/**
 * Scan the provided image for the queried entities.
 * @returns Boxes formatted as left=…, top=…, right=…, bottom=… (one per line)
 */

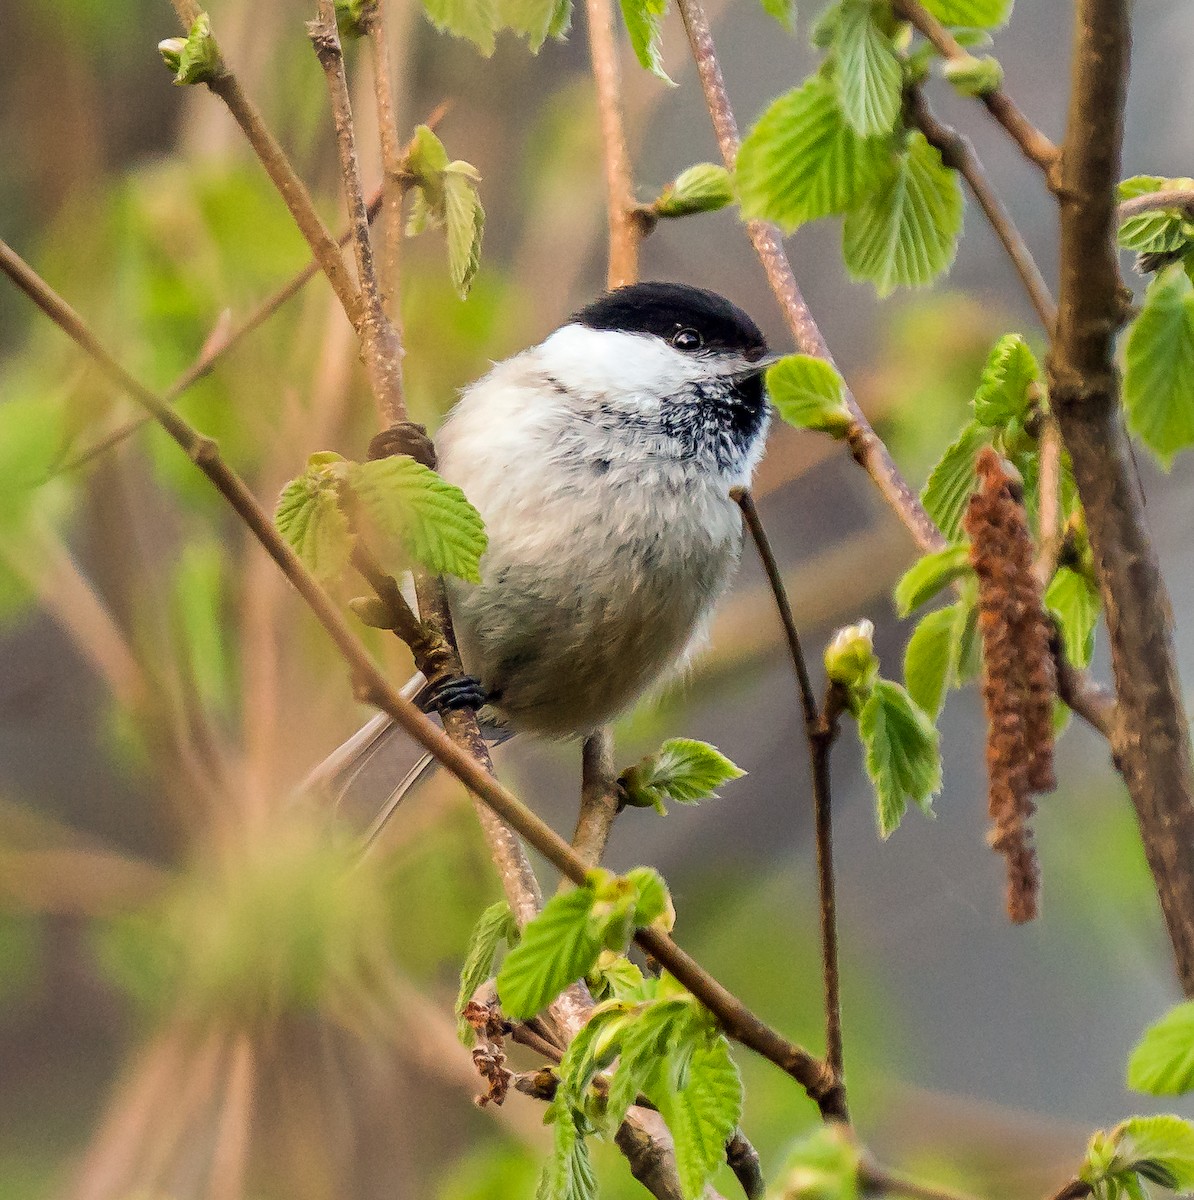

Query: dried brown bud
left=964, top=448, right=1057, bottom=924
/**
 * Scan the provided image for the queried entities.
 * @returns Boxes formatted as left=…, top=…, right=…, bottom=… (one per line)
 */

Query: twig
left=572, top=729, right=622, bottom=868
left=860, top=1162, right=984, bottom=1200
left=60, top=187, right=385, bottom=474
left=726, top=1130, right=767, bottom=1200
left=1043, top=1181, right=1092, bottom=1200
left=1117, top=187, right=1194, bottom=221
left=1046, top=0, right=1194, bottom=995
left=1033, top=418, right=1065, bottom=584
left=735, top=491, right=846, bottom=1086
left=585, top=0, right=644, bottom=287
left=908, top=90, right=1056, bottom=332
left=892, top=0, right=1060, bottom=174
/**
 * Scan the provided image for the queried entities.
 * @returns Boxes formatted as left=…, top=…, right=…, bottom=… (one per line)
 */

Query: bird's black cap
left=569, top=281, right=769, bottom=360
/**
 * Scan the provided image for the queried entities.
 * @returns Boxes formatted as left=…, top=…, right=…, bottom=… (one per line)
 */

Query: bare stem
left=860, top=1162, right=984, bottom=1200
left=573, top=728, right=622, bottom=868
left=892, top=0, right=1060, bottom=174
left=1117, top=187, right=1194, bottom=220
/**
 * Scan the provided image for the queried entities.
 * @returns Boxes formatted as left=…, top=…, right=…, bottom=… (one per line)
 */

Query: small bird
left=311, top=281, right=775, bottom=827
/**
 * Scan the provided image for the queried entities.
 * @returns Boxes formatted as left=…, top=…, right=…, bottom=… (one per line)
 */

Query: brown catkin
left=963, top=448, right=1057, bottom=924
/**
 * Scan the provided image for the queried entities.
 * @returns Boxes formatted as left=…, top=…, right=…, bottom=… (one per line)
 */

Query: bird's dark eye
left=671, top=327, right=703, bottom=351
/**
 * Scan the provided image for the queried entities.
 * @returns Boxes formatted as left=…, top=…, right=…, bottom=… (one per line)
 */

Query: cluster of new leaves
left=824, top=619, right=941, bottom=837
left=618, top=738, right=745, bottom=814
left=543, top=971, right=741, bottom=1200
left=274, top=450, right=487, bottom=584
left=1081, top=1117, right=1194, bottom=1200
left=731, top=0, right=1023, bottom=295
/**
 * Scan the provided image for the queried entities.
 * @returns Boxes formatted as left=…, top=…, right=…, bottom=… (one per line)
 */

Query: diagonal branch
left=1046, top=0, right=1194, bottom=994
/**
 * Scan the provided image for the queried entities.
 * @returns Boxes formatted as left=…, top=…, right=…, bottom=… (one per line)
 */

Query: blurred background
left=2, top=1, right=1194, bottom=1197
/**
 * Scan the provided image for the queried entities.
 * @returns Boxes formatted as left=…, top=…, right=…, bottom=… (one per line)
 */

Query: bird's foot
left=420, top=673, right=488, bottom=715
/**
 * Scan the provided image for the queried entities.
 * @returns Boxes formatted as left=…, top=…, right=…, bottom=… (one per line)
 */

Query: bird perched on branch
left=309, top=281, right=775, bottom=830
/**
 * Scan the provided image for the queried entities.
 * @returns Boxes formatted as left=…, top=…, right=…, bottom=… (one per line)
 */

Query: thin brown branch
left=1033, top=418, right=1065, bottom=584
left=1047, top=0, right=1194, bottom=993
left=1043, top=1181, right=1092, bottom=1200
left=1116, top=187, right=1194, bottom=221
left=892, top=0, right=1060, bottom=174
left=572, top=728, right=622, bottom=868
left=726, top=1130, right=767, bottom=1200
left=61, top=187, right=384, bottom=474
left=909, top=90, right=1056, bottom=332
left=860, top=1161, right=984, bottom=1200
left=585, top=0, right=643, bottom=287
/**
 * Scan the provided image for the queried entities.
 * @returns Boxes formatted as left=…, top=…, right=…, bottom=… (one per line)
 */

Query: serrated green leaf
left=1129, top=1004, right=1194, bottom=1096
left=421, top=0, right=499, bottom=54
left=921, top=421, right=991, bottom=542
left=407, top=124, right=451, bottom=181
left=1124, top=265, right=1194, bottom=467
left=538, top=1104, right=598, bottom=1200
left=498, top=0, right=572, bottom=49
left=651, top=1032, right=743, bottom=1200
left=894, top=543, right=972, bottom=616
left=843, top=131, right=964, bottom=296
left=654, top=164, right=735, bottom=218
left=620, top=739, right=745, bottom=813
left=1118, top=176, right=1194, bottom=255
left=274, top=472, right=354, bottom=581
left=497, top=887, right=602, bottom=1020
left=620, top=0, right=673, bottom=83
left=942, top=52, right=1003, bottom=96
left=736, top=77, right=890, bottom=232
left=919, top=0, right=1012, bottom=27
left=759, top=0, right=797, bottom=28
left=443, top=168, right=485, bottom=297
left=606, top=999, right=690, bottom=1130
left=556, top=1004, right=634, bottom=1110
left=455, top=901, right=517, bottom=1045
left=834, top=0, right=903, bottom=137
left=624, top=866, right=671, bottom=928
left=903, top=603, right=961, bottom=717
left=973, top=333, right=1039, bottom=427
left=347, top=456, right=487, bottom=583
left=1118, top=1115, right=1194, bottom=1190
left=1046, top=566, right=1100, bottom=669
left=858, top=679, right=941, bottom=837
left=587, top=952, right=647, bottom=1002
left=766, top=354, right=854, bottom=435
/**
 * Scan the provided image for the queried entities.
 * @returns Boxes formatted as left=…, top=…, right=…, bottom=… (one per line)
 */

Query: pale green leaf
left=620, top=0, right=673, bottom=83
left=274, top=473, right=353, bottom=581
left=824, top=619, right=879, bottom=692
left=973, top=333, right=1039, bottom=427
left=736, top=77, right=890, bottom=231
left=1046, top=566, right=1100, bottom=668
left=894, top=543, right=972, bottom=616
left=759, top=0, right=797, bottom=28
left=1128, top=1003, right=1194, bottom=1096
left=498, top=0, right=572, bottom=49
left=624, top=866, right=671, bottom=928
left=606, top=999, right=690, bottom=1131
left=347, top=456, right=487, bottom=583
left=919, top=0, right=1012, bottom=27
left=903, top=603, right=961, bottom=717
left=166, top=13, right=219, bottom=86
left=772, top=1125, right=861, bottom=1200
left=921, top=421, right=991, bottom=542
left=942, top=53, right=1003, bottom=97
left=1118, top=1115, right=1194, bottom=1191
left=619, top=738, right=745, bottom=812
left=1118, top=176, right=1194, bottom=256
left=834, top=0, right=903, bottom=137
left=443, top=168, right=485, bottom=297
left=496, top=887, right=602, bottom=1020
left=455, top=901, right=517, bottom=1045
left=538, top=1105, right=598, bottom=1200
left=842, top=130, right=964, bottom=295
left=858, top=679, right=942, bottom=837
left=766, top=354, right=854, bottom=435
left=654, top=163, right=735, bottom=218
left=407, top=124, right=451, bottom=181
left=651, top=1033, right=743, bottom=1200
left=1124, top=265, right=1194, bottom=467
left=421, top=0, right=499, bottom=53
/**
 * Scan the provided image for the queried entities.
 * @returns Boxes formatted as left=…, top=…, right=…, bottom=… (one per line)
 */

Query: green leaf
left=651, top=1030, right=743, bottom=1200
left=833, top=0, right=903, bottom=137
left=498, top=0, right=573, bottom=49
left=443, top=167, right=485, bottom=297
left=1118, top=1115, right=1194, bottom=1191
left=455, top=901, right=518, bottom=1045
left=606, top=999, right=690, bottom=1130
left=1046, top=566, right=1100, bottom=668
left=274, top=471, right=354, bottom=582
left=161, top=13, right=220, bottom=85
left=758, top=0, right=797, bottom=28
left=654, top=164, right=735, bottom=218
left=619, top=739, right=745, bottom=813
left=942, top=52, right=1004, bottom=96
left=824, top=619, right=878, bottom=692
left=858, top=679, right=942, bottom=837
left=624, top=867, right=671, bottom=929
left=1118, top=176, right=1194, bottom=256
left=921, top=421, right=991, bottom=542
left=903, top=603, right=961, bottom=717
left=919, top=0, right=1012, bottom=27
left=736, top=77, right=890, bottom=232
left=1128, top=1003, right=1194, bottom=1096
left=973, top=333, right=1039, bottom=427
left=334, top=0, right=374, bottom=37
left=843, top=131, right=964, bottom=296
left=496, top=887, right=602, bottom=1020
left=772, top=1124, right=861, bottom=1200
left=347, top=456, right=487, bottom=583
left=894, top=543, right=972, bottom=616
left=620, top=0, right=673, bottom=83
left=537, top=1104, right=598, bottom=1200
left=407, top=124, right=451, bottom=181
left=1123, top=265, right=1194, bottom=467
left=421, top=0, right=499, bottom=54
left=766, top=355, right=854, bottom=436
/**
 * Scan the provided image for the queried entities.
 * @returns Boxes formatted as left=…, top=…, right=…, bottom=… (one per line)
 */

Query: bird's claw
left=420, top=674, right=488, bottom=715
